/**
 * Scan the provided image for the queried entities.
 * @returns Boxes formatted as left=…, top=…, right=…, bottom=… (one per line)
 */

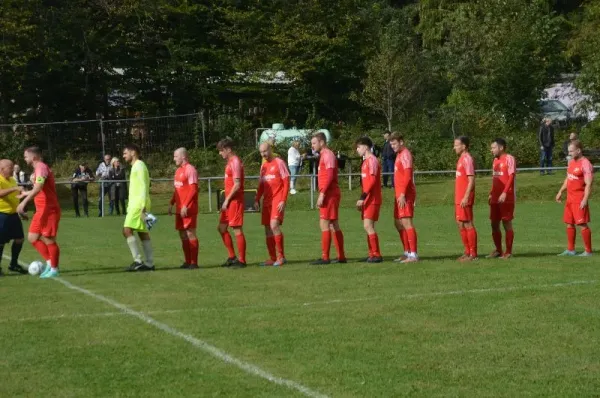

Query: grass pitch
left=1, top=172, right=599, bottom=397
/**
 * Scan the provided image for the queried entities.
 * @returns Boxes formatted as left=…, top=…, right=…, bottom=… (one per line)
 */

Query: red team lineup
left=10, top=134, right=595, bottom=277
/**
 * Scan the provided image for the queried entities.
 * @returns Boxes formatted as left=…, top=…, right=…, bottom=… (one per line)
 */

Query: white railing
left=20, top=165, right=597, bottom=215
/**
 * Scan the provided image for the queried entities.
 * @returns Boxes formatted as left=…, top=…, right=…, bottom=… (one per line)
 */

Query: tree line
left=1, top=0, right=600, bottom=144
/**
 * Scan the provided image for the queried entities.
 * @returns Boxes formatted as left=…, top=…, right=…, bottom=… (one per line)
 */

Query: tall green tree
left=569, top=0, right=600, bottom=106
left=352, top=16, right=427, bottom=131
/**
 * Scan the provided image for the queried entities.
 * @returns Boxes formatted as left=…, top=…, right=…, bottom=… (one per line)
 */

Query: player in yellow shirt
left=0, top=159, right=27, bottom=275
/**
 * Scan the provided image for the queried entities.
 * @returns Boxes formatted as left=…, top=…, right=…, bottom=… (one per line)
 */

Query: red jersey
left=394, top=148, right=416, bottom=201
left=318, top=148, right=340, bottom=197
left=455, top=152, right=475, bottom=205
left=361, top=154, right=382, bottom=205
left=257, top=157, right=290, bottom=203
left=491, top=154, right=516, bottom=203
left=567, top=157, right=593, bottom=202
left=33, top=162, right=59, bottom=209
left=171, top=162, right=199, bottom=213
left=224, top=155, right=245, bottom=201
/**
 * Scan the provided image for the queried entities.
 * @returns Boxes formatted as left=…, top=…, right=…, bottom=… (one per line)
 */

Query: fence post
left=101, top=182, right=105, bottom=217
left=208, top=178, right=212, bottom=212
left=348, top=161, right=352, bottom=191
left=99, top=118, right=105, bottom=159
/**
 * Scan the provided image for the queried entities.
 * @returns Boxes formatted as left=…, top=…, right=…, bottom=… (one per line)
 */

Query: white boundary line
left=2, top=256, right=327, bottom=398
left=3, top=255, right=596, bottom=397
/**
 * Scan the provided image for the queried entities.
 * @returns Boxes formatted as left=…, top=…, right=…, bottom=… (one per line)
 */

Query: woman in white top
left=287, top=141, right=303, bottom=194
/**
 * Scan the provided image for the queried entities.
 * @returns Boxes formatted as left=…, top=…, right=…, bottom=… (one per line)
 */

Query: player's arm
left=17, top=179, right=45, bottom=212
left=182, top=173, right=199, bottom=210
left=278, top=159, right=290, bottom=203
left=225, top=178, right=241, bottom=205
left=255, top=172, right=264, bottom=204
left=498, top=159, right=515, bottom=203
left=316, top=155, right=335, bottom=207
left=555, top=177, right=568, bottom=202
left=131, top=166, right=149, bottom=212
left=0, top=185, right=22, bottom=197
left=461, top=175, right=475, bottom=207
left=281, top=174, right=290, bottom=202
left=581, top=165, right=593, bottom=208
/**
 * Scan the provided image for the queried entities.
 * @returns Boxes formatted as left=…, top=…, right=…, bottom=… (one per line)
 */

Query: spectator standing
left=109, top=157, right=127, bottom=216
left=381, top=131, right=395, bottom=188
left=287, top=140, right=304, bottom=195
left=562, top=132, right=578, bottom=161
left=538, top=118, right=555, bottom=175
left=96, top=154, right=113, bottom=216
left=13, top=164, right=26, bottom=185
left=70, top=162, right=94, bottom=217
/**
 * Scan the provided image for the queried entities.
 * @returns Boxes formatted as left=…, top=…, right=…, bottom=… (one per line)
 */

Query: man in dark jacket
left=538, top=118, right=555, bottom=175
left=381, top=131, right=395, bottom=187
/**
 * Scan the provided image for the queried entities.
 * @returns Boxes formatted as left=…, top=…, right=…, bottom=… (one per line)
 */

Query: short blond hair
left=111, top=157, right=119, bottom=167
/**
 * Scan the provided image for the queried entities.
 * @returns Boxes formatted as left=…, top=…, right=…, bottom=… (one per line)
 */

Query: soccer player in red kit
left=16, top=146, right=61, bottom=278
left=487, top=138, right=516, bottom=259
left=169, top=147, right=199, bottom=269
left=390, top=133, right=419, bottom=263
left=310, top=132, right=346, bottom=265
left=355, top=137, right=383, bottom=262
left=454, top=136, right=478, bottom=261
left=217, top=138, right=247, bottom=268
left=556, top=140, right=593, bottom=256
left=254, top=142, right=290, bottom=266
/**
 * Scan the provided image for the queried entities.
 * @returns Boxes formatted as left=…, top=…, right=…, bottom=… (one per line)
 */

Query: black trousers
left=71, top=185, right=89, bottom=216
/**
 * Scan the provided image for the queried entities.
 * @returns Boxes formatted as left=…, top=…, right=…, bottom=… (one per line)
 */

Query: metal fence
left=0, top=113, right=206, bottom=160
left=23, top=165, right=596, bottom=217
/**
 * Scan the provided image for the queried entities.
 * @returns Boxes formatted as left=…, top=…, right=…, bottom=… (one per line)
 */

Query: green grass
left=1, top=172, right=600, bottom=397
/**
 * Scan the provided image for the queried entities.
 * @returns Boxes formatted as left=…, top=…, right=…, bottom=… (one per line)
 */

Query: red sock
left=366, top=235, right=373, bottom=257
left=333, top=230, right=346, bottom=260
left=406, top=228, right=418, bottom=254
left=32, top=240, right=50, bottom=261
left=266, top=235, right=276, bottom=261
left=274, top=234, right=285, bottom=259
left=581, top=227, right=592, bottom=253
left=567, top=227, right=576, bottom=251
left=467, top=228, right=478, bottom=257
left=46, top=243, right=60, bottom=269
left=181, top=239, right=191, bottom=263
left=505, top=230, right=514, bottom=255
left=492, top=231, right=502, bottom=253
left=188, top=238, right=199, bottom=265
left=235, top=233, right=247, bottom=263
left=321, top=231, right=331, bottom=260
left=368, top=233, right=381, bottom=257
left=459, top=228, right=469, bottom=255
left=220, top=232, right=236, bottom=258
left=399, top=229, right=408, bottom=253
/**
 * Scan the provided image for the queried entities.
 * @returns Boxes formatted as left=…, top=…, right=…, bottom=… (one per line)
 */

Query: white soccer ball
left=28, top=261, right=44, bottom=276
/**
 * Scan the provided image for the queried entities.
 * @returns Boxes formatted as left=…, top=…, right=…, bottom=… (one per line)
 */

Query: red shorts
left=394, top=200, right=415, bottom=219
left=455, top=204, right=473, bottom=222
left=361, top=204, right=380, bottom=221
left=563, top=201, right=590, bottom=225
left=29, top=207, right=61, bottom=237
left=175, top=213, right=197, bottom=230
left=219, top=199, right=244, bottom=227
left=319, top=195, right=340, bottom=221
left=261, top=203, right=285, bottom=226
left=490, top=202, right=515, bottom=222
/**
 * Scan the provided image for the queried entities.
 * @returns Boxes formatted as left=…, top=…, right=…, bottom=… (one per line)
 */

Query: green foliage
left=352, top=10, right=428, bottom=131
left=0, top=0, right=595, bottom=159
left=569, top=0, right=600, bottom=105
